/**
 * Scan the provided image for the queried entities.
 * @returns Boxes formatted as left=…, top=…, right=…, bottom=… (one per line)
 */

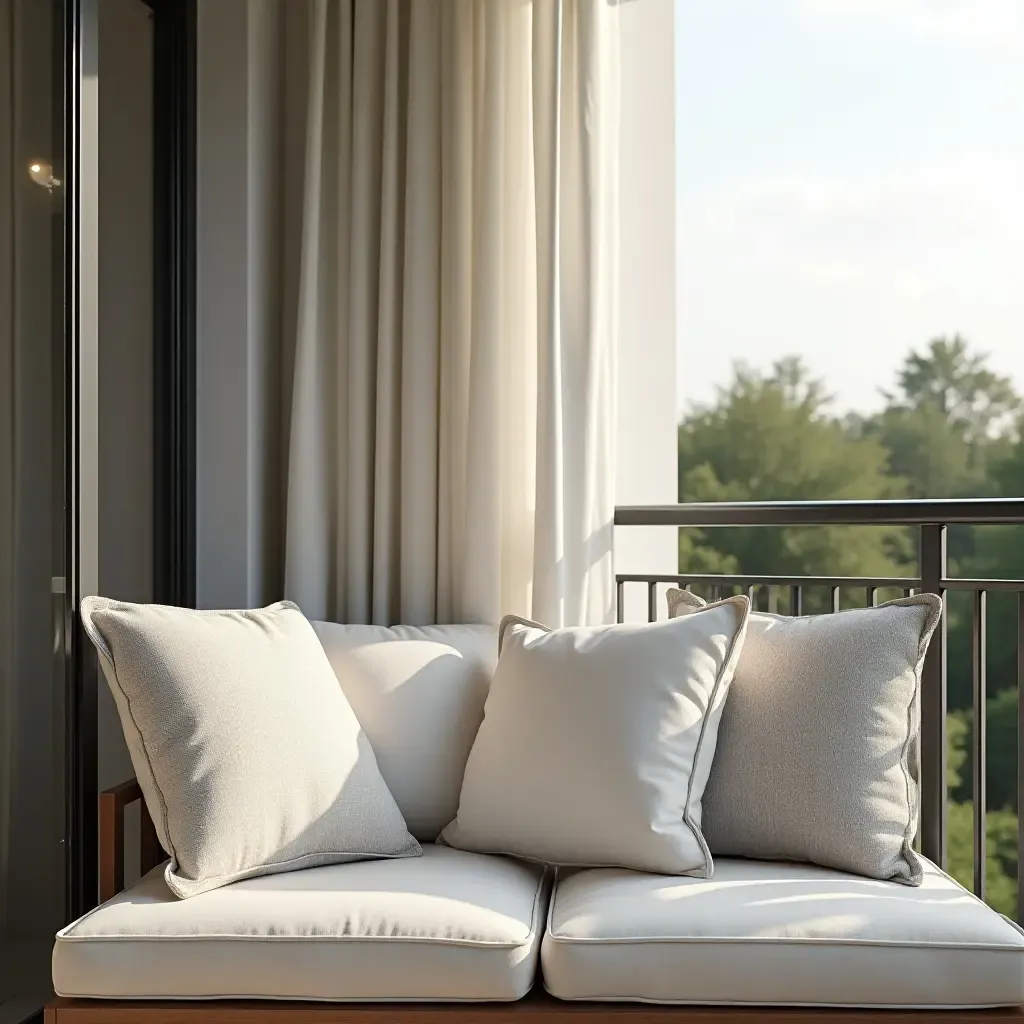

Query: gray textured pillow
left=81, top=597, right=420, bottom=898
left=667, top=590, right=942, bottom=884
left=441, top=598, right=750, bottom=876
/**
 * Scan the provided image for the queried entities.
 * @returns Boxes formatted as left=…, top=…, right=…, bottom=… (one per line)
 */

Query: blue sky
left=675, top=0, right=1024, bottom=414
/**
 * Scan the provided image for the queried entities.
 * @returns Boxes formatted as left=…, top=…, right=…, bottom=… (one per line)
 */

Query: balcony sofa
left=47, top=617, right=1024, bottom=1023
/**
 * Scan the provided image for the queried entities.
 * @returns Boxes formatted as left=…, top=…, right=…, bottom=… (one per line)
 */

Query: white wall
left=615, top=0, right=679, bottom=622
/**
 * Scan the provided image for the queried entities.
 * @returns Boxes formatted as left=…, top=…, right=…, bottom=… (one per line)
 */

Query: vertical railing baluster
left=830, top=586, right=840, bottom=613
left=746, top=584, right=756, bottom=608
left=768, top=587, right=778, bottom=615
left=711, top=584, right=722, bottom=603
left=790, top=585, right=803, bottom=616
left=867, top=586, right=878, bottom=607
left=973, top=590, right=987, bottom=902
left=647, top=582, right=657, bottom=623
left=616, top=580, right=624, bottom=625
left=1018, top=593, right=1024, bottom=924
left=920, top=524, right=948, bottom=868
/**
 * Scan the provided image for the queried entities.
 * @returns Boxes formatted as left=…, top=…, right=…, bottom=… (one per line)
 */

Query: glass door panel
left=0, top=0, right=68, bottom=1020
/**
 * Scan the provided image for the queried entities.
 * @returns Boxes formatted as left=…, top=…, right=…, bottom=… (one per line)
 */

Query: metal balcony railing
left=614, top=498, right=1024, bottom=918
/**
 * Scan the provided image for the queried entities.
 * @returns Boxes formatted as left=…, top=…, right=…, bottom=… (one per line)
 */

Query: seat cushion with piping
left=541, top=856, right=1024, bottom=1008
left=54, top=844, right=547, bottom=1002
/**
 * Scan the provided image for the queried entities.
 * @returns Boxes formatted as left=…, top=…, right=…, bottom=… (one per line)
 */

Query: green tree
left=948, top=710, right=969, bottom=792
left=946, top=802, right=1018, bottom=917
left=947, top=710, right=1018, bottom=916
left=678, top=341, right=1023, bottom=916
left=950, top=689, right=1018, bottom=812
left=859, top=341, right=1022, bottom=709
left=893, top=336, right=1018, bottom=444
left=882, top=338, right=1023, bottom=913
left=958, top=437, right=1024, bottom=708
left=991, top=429, right=1024, bottom=499
left=864, top=337, right=1018, bottom=499
left=861, top=402, right=978, bottom=499
left=678, top=358, right=910, bottom=591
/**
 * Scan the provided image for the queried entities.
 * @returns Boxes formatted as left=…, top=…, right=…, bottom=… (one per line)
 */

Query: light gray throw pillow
left=667, top=589, right=942, bottom=884
left=441, top=598, right=750, bottom=876
left=81, top=597, right=420, bottom=898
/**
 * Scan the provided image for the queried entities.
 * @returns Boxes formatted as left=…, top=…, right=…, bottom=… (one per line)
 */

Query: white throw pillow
left=81, top=597, right=421, bottom=898
left=440, top=598, right=750, bottom=876
left=311, top=622, right=497, bottom=841
left=667, top=589, right=942, bottom=884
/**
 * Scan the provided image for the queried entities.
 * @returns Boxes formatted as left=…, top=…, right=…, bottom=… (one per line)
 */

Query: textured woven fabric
left=311, top=622, right=498, bottom=841
left=53, top=844, right=547, bottom=1001
left=441, top=599, right=749, bottom=875
left=667, top=590, right=942, bottom=883
left=81, top=598, right=420, bottom=898
left=542, top=857, right=1024, bottom=1007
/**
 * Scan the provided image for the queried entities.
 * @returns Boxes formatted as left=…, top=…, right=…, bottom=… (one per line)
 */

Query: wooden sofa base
left=42, top=998, right=1024, bottom=1024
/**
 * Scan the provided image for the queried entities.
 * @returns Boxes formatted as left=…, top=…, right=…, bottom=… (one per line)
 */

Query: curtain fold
left=282, top=0, right=618, bottom=628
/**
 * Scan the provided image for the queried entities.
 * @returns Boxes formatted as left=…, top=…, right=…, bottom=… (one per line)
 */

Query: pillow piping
left=899, top=593, right=943, bottom=885
left=678, top=596, right=750, bottom=878
left=498, top=614, right=549, bottom=653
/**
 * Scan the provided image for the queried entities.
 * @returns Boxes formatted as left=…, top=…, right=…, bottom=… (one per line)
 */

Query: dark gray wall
left=196, top=0, right=288, bottom=610
left=96, top=0, right=155, bottom=883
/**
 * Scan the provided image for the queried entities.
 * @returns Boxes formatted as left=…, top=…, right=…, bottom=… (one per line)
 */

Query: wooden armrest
left=99, top=778, right=164, bottom=903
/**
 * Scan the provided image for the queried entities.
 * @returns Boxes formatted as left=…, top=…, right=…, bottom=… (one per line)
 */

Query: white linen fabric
left=53, top=845, right=548, bottom=1002
left=668, top=589, right=942, bottom=884
left=80, top=597, right=420, bottom=899
left=541, top=857, right=1024, bottom=1007
left=441, top=598, right=750, bottom=875
left=280, top=0, right=619, bottom=628
left=311, top=621, right=498, bottom=840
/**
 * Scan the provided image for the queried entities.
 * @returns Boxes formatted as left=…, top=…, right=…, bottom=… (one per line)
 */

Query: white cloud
left=677, top=157, right=1024, bottom=412
left=694, top=157, right=1024, bottom=265
left=673, top=1, right=1024, bottom=413
left=792, top=0, right=1024, bottom=52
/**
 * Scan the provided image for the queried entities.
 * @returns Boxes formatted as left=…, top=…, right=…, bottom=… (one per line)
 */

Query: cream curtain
left=282, top=0, right=619, bottom=628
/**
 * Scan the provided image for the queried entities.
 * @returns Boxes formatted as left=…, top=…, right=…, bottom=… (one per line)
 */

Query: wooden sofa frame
left=45, top=780, right=1024, bottom=1024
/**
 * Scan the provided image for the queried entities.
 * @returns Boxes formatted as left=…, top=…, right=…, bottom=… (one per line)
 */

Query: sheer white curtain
left=282, top=0, right=619, bottom=628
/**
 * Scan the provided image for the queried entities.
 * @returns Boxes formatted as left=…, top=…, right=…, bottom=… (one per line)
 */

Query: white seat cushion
left=312, top=622, right=497, bottom=841
left=54, top=845, right=547, bottom=1002
left=542, top=857, right=1024, bottom=1008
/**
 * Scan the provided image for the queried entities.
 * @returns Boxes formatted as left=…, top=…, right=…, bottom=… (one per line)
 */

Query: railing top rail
left=615, top=498, right=1024, bottom=528
left=615, top=572, right=1024, bottom=591
left=616, top=572, right=920, bottom=588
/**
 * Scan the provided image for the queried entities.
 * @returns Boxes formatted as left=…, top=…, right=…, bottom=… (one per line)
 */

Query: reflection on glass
left=0, top=0, right=67, bottom=1020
